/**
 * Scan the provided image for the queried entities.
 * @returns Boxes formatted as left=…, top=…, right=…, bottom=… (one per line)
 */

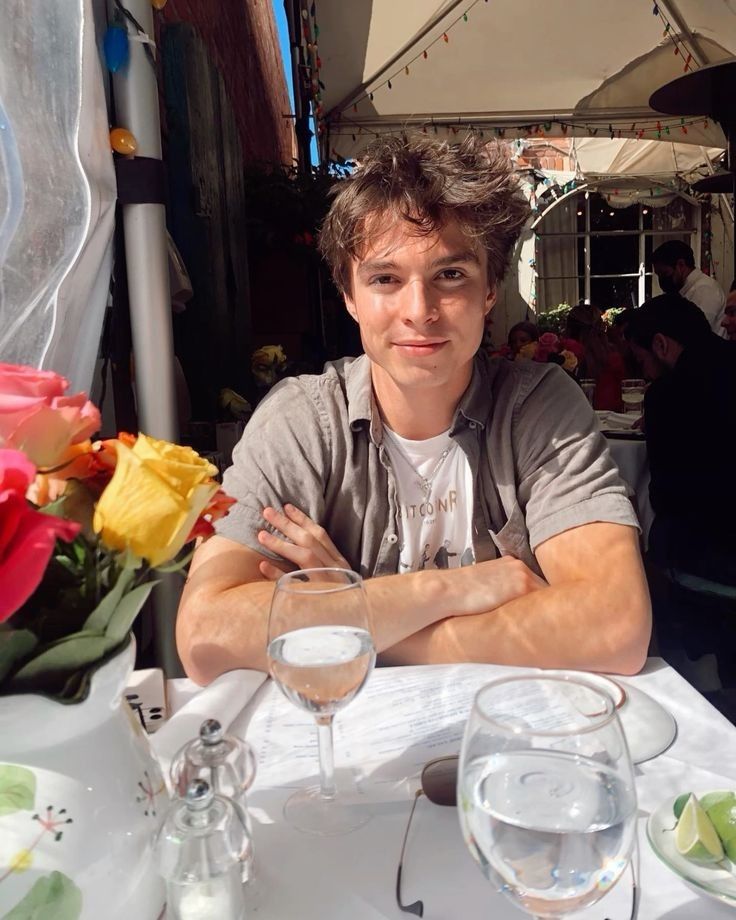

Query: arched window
left=534, top=189, right=700, bottom=311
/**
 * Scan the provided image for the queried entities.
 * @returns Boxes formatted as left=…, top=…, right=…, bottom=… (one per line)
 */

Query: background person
left=177, top=135, right=650, bottom=684
left=507, top=321, right=539, bottom=356
left=721, top=281, right=736, bottom=341
left=651, top=240, right=726, bottom=334
left=625, top=294, right=736, bottom=711
left=565, top=302, right=625, bottom=410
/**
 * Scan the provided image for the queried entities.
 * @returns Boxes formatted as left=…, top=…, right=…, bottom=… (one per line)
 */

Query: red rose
left=0, top=449, right=80, bottom=623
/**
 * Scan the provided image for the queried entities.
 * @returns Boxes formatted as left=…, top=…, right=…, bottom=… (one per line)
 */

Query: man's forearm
left=177, top=552, right=542, bottom=684
left=379, top=570, right=651, bottom=675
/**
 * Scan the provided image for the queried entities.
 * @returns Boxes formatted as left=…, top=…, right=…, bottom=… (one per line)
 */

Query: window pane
left=591, top=277, right=639, bottom=309
left=590, top=195, right=639, bottom=232
left=590, top=233, right=639, bottom=276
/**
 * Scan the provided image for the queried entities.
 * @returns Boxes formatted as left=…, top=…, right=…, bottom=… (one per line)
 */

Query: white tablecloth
left=606, top=436, right=654, bottom=544
left=156, top=660, right=736, bottom=919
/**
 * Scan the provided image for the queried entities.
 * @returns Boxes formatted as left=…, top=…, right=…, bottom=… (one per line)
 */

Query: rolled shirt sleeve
left=512, top=366, right=640, bottom=551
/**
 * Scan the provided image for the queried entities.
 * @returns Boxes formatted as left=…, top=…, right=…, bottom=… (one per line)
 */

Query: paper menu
left=245, top=662, right=521, bottom=790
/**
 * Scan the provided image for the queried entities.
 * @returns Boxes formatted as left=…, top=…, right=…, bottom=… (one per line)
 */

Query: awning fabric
left=307, top=0, right=736, bottom=163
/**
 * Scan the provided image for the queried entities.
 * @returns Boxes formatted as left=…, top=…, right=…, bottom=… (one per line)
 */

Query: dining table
left=151, top=658, right=736, bottom=920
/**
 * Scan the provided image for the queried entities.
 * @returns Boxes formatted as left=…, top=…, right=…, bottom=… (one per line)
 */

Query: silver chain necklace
left=383, top=430, right=457, bottom=502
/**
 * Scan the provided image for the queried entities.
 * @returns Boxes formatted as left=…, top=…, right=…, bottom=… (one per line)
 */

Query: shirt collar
left=345, top=352, right=491, bottom=439
left=680, top=268, right=702, bottom=295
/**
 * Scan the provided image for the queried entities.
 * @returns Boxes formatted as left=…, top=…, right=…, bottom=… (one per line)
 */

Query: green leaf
left=0, top=630, right=38, bottom=683
left=37, top=496, right=68, bottom=517
left=104, top=581, right=157, bottom=647
left=9, top=632, right=115, bottom=684
left=3, top=871, right=82, bottom=920
left=82, top=567, right=135, bottom=633
left=0, top=765, right=36, bottom=816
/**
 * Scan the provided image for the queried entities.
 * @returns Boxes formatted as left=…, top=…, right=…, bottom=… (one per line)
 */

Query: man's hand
left=257, top=504, right=350, bottom=579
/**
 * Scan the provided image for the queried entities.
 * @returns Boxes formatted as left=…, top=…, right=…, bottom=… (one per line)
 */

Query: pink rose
left=0, top=363, right=100, bottom=468
left=0, top=449, right=81, bottom=622
left=538, top=332, right=559, bottom=348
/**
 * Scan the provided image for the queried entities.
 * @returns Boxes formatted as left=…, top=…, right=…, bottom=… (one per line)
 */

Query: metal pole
left=108, top=0, right=183, bottom=676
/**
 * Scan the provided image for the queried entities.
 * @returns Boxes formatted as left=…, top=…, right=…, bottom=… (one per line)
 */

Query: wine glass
left=267, top=567, right=375, bottom=835
left=457, top=674, right=637, bottom=919
left=621, top=378, right=646, bottom=415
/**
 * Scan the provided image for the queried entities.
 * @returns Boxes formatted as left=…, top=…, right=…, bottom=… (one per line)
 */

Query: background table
left=156, top=659, right=736, bottom=919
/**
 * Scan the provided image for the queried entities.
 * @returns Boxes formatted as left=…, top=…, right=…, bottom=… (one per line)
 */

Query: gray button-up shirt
left=216, top=353, right=638, bottom=578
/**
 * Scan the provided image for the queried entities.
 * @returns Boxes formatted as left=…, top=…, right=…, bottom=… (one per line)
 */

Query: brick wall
left=157, top=0, right=295, bottom=167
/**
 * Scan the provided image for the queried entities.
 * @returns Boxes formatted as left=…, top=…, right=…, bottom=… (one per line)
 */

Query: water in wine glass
left=268, top=625, right=374, bottom=716
left=460, top=750, right=636, bottom=918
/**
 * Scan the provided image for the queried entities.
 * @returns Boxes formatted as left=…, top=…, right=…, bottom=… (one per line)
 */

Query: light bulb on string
left=103, top=24, right=129, bottom=72
left=110, top=127, right=138, bottom=155
left=151, top=0, right=168, bottom=9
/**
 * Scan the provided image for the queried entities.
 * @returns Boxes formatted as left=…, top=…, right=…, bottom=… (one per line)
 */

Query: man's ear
left=484, top=285, right=497, bottom=316
left=344, top=294, right=359, bottom=323
left=651, top=332, right=668, bottom=360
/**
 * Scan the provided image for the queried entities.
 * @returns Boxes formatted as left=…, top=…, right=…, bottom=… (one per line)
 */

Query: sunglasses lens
left=420, top=756, right=458, bottom=806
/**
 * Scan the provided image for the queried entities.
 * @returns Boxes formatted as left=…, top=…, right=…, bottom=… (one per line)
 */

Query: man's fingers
left=258, top=527, right=334, bottom=568
left=259, top=558, right=291, bottom=581
left=282, top=504, right=350, bottom=566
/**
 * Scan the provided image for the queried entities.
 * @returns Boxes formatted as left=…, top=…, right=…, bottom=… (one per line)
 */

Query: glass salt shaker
left=156, top=778, right=248, bottom=920
left=170, top=719, right=257, bottom=881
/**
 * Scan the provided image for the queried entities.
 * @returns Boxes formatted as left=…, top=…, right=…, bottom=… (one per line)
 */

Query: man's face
left=653, top=259, right=688, bottom=294
left=630, top=342, right=665, bottom=381
left=722, top=291, right=736, bottom=341
left=344, top=217, right=495, bottom=408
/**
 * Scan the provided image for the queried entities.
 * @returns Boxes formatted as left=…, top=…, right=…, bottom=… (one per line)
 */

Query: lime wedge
left=673, top=792, right=692, bottom=820
left=675, top=794, right=724, bottom=863
left=706, top=793, right=736, bottom=861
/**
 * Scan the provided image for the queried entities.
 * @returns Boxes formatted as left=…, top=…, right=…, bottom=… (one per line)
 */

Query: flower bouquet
left=0, top=363, right=233, bottom=702
left=516, top=332, right=583, bottom=373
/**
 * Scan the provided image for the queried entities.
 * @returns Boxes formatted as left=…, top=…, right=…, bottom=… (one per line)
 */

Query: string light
left=110, top=127, right=137, bottom=155
left=103, top=23, right=129, bottom=72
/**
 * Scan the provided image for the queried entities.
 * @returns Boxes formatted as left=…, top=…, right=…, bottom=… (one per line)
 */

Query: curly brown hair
left=318, top=134, right=530, bottom=296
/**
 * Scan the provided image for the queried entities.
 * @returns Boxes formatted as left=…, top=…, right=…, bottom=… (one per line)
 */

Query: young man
left=651, top=240, right=725, bottom=334
left=177, top=135, right=650, bottom=683
left=625, top=293, right=736, bottom=580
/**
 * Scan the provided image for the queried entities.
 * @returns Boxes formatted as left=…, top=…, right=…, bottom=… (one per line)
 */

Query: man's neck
left=371, top=367, right=470, bottom=439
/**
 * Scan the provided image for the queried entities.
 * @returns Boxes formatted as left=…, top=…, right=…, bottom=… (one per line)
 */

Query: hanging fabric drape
left=0, top=0, right=116, bottom=392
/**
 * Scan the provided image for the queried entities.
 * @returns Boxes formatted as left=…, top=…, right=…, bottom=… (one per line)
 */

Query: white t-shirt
left=382, top=426, right=475, bottom=573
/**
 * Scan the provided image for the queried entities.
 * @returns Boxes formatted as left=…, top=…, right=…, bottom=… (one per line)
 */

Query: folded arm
left=176, top=526, right=544, bottom=684
left=380, top=521, right=651, bottom=675
left=177, top=505, right=649, bottom=683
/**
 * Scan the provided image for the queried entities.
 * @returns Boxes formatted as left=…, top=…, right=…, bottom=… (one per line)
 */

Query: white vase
left=0, top=640, right=168, bottom=919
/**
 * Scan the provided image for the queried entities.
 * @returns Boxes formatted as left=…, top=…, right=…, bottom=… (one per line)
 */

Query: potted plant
left=0, top=363, right=233, bottom=920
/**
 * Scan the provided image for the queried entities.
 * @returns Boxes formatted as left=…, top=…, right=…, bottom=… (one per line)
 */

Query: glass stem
left=316, top=715, right=336, bottom=800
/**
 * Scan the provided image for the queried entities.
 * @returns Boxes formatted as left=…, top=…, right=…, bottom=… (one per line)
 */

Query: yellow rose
left=93, top=434, right=219, bottom=566
left=561, top=349, right=578, bottom=372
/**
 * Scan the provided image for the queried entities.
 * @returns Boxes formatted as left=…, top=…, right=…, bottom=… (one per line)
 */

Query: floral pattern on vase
left=0, top=641, right=168, bottom=919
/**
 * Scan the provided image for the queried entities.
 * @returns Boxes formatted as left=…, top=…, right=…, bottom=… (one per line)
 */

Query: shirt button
left=469, top=421, right=477, bottom=429
left=387, top=534, right=398, bottom=545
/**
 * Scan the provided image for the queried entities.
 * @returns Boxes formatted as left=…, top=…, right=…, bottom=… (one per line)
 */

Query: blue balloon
left=103, top=25, right=129, bottom=73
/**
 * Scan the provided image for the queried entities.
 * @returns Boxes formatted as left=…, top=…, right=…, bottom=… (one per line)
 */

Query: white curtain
left=0, top=0, right=116, bottom=392
left=536, top=199, right=579, bottom=312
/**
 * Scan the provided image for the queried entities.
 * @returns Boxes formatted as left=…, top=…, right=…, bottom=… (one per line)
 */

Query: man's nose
left=401, top=279, right=438, bottom=323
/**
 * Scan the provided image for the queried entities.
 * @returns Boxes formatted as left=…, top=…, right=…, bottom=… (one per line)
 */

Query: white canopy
left=310, top=0, right=736, bottom=162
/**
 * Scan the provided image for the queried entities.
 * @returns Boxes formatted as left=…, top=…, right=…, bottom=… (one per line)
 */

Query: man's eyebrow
left=357, top=259, right=398, bottom=276
left=356, top=250, right=480, bottom=276
left=430, top=250, right=480, bottom=268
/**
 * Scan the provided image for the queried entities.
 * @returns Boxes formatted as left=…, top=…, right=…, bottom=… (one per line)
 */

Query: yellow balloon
left=151, top=0, right=168, bottom=9
left=110, top=127, right=138, bottom=155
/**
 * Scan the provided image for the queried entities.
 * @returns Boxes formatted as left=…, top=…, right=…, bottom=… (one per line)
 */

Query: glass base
left=283, top=786, right=371, bottom=835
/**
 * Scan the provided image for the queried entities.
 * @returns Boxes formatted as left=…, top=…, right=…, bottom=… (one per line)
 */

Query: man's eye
left=370, top=275, right=396, bottom=285
left=438, top=269, right=465, bottom=281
